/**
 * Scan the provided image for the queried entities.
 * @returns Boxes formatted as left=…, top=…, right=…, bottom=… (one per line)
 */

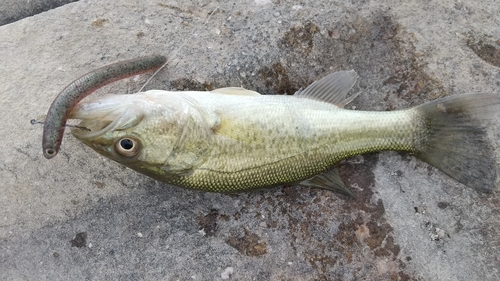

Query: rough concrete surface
left=1, top=0, right=500, bottom=280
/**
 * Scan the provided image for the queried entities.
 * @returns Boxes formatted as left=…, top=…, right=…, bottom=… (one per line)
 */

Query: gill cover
left=70, top=91, right=218, bottom=176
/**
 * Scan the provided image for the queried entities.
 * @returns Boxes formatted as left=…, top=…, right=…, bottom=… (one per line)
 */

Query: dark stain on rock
left=226, top=229, right=267, bottom=257
left=281, top=21, right=321, bottom=55
left=247, top=14, right=444, bottom=113
left=454, top=220, right=464, bottom=233
left=258, top=62, right=296, bottom=95
left=382, top=57, right=445, bottom=107
left=364, top=220, right=391, bottom=249
left=399, top=271, right=414, bottom=281
left=91, top=18, right=108, bottom=28
left=437, top=202, right=450, bottom=209
left=372, top=15, right=445, bottom=105
left=219, top=213, right=231, bottom=221
left=172, top=12, right=447, bottom=118
left=170, top=78, right=213, bottom=91
left=274, top=153, right=415, bottom=279
left=198, top=209, right=219, bottom=237
left=372, top=19, right=446, bottom=107
left=156, top=3, right=219, bottom=20
left=306, top=253, right=338, bottom=274
left=156, top=3, right=185, bottom=13
left=385, top=235, right=401, bottom=256
left=467, top=33, right=500, bottom=67
left=70, top=232, right=87, bottom=248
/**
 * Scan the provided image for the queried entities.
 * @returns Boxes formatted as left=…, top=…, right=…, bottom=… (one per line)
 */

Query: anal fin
left=300, top=168, right=355, bottom=197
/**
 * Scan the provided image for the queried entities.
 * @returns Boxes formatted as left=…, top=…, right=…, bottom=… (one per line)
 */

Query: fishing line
left=139, top=2, right=222, bottom=92
left=31, top=119, right=91, bottom=131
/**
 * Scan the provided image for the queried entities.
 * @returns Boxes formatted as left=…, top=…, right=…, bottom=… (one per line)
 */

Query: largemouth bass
left=67, top=70, right=499, bottom=194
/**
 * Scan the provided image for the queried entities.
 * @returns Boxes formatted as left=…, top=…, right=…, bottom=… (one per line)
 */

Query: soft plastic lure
left=42, top=55, right=166, bottom=159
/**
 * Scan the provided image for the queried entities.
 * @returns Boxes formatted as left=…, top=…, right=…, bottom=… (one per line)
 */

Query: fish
left=65, top=68, right=500, bottom=195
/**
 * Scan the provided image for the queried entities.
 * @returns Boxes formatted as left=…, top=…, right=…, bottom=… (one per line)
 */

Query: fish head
left=69, top=91, right=213, bottom=180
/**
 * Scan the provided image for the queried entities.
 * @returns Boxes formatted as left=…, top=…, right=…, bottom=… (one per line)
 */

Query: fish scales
left=167, top=94, right=421, bottom=192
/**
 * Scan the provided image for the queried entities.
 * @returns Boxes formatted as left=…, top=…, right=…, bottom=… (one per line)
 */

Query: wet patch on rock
left=218, top=12, right=446, bottom=112
left=171, top=12, right=444, bottom=111
left=170, top=78, right=213, bottom=91
left=70, top=232, right=87, bottom=248
left=258, top=62, right=296, bottom=95
left=466, top=33, right=500, bottom=67
left=320, top=14, right=446, bottom=108
left=91, top=18, right=108, bottom=28
left=226, top=229, right=268, bottom=257
left=281, top=21, right=321, bottom=55
left=381, top=48, right=446, bottom=108
left=199, top=209, right=219, bottom=237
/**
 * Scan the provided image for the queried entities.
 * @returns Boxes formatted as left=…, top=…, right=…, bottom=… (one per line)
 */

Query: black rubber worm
left=42, top=55, right=167, bottom=159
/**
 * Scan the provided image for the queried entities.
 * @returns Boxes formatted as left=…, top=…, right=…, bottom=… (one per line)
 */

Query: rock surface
left=1, top=0, right=499, bottom=280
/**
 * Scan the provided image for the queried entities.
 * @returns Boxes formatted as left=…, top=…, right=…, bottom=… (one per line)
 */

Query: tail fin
left=414, top=93, right=500, bottom=192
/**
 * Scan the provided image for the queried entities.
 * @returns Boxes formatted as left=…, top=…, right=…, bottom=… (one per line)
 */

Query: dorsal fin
left=294, top=70, right=360, bottom=107
left=211, top=87, right=261, bottom=96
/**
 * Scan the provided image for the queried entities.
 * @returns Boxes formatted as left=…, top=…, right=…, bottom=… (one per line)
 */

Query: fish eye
left=115, top=137, right=140, bottom=157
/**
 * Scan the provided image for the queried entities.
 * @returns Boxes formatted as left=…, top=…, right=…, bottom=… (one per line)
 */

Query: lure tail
left=414, top=93, right=500, bottom=192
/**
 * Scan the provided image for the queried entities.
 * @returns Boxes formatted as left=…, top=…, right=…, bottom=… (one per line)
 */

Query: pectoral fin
left=300, top=168, right=355, bottom=197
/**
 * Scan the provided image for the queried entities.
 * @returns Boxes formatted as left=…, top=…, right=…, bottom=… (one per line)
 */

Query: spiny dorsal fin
left=211, top=87, right=261, bottom=96
left=300, top=168, right=355, bottom=197
left=294, top=70, right=360, bottom=107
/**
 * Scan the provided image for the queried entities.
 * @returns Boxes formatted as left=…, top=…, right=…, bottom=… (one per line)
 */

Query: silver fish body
left=70, top=71, right=499, bottom=194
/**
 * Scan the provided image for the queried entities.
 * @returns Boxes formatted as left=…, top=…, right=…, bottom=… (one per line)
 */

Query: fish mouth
left=69, top=95, right=142, bottom=140
left=71, top=119, right=115, bottom=139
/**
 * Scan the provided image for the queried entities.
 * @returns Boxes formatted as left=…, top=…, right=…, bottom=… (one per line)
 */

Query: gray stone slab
left=1, top=0, right=499, bottom=280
